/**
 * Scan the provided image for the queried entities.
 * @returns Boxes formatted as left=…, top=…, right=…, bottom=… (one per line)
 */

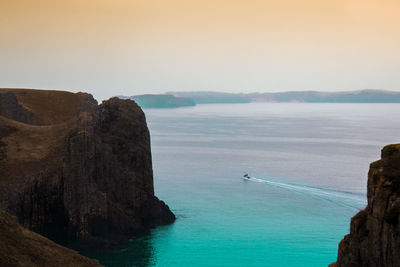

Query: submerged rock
left=333, top=143, right=400, bottom=266
left=0, top=89, right=175, bottom=251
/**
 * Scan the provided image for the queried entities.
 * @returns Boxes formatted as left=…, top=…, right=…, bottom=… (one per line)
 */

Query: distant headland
left=118, top=94, right=196, bottom=108
left=171, top=89, right=400, bottom=104
left=119, top=90, right=400, bottom=108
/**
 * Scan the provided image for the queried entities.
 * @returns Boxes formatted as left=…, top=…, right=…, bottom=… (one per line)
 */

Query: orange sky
left=1, top=0, right=399, bottom=100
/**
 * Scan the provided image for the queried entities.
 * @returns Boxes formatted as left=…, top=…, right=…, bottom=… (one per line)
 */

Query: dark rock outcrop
left=333, top=144, right=400, bottom=266
left=0, top=209, right=103, bottom=267
left=0, top=89, right=175, bottom=251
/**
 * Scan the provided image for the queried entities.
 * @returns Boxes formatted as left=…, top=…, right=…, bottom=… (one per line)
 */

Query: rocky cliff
left=0, top=89, right=175, bottom=250
left=0, top=209, right=103, bottom=267
left=333, top=144, right=400, bottom=266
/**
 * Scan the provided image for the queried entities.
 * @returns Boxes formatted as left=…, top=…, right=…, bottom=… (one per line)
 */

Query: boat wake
left=243, top=176, right=366, bottom=210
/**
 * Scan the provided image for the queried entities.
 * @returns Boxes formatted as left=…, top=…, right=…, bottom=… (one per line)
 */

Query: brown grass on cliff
left=0, top=88, right=96, bottom=125
left=0, top=89, right=97, bottom=203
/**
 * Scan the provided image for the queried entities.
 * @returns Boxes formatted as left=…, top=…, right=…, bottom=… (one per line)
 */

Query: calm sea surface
left=92, top=103, right=400, bottom=266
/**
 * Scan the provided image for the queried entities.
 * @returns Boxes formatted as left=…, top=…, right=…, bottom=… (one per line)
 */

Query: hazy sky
left=1, top=0, right=400, bottom=100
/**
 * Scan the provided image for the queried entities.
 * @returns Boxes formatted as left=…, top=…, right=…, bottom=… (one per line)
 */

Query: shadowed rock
left=0, top=209, right=103, bottom=267
left=0, top=89, right=175, bottom=251
left=332, top=143, right=400, bottom=266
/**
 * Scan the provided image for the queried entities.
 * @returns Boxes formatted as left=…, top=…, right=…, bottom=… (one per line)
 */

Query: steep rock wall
left=0, top=89, right=175, bottom=250
left=333, top=144, right=400, bottom=266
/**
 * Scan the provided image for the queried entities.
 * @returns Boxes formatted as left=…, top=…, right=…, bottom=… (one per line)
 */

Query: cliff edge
left=0, top=89, right=175, bottom=250
left=333, top=144, right=400, bottom=266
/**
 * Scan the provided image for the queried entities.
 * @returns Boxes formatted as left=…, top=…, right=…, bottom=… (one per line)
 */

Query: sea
left=91, top=103, right=400, bottom=266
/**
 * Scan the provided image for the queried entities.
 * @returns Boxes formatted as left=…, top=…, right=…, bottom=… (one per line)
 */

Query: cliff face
left=0, top=89, right=175, bottom=250
left=334, top=144, right=400, bottom=266
left=0, top=209, right=103, bottom=267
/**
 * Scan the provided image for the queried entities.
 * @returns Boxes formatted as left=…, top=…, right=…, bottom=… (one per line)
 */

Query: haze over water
left=91, top=103, right=400, bottom=266
left=2, top=0, right=400, bottom=100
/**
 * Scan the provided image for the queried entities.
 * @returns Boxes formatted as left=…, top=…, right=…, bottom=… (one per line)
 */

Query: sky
left=1, top=0, right=400, bottom=100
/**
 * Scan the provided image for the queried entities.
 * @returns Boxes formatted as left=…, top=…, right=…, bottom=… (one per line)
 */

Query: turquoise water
left=93, top=103, right=400, bottom=266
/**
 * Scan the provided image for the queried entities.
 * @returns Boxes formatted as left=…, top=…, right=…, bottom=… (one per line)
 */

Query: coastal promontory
left=0, top=89, right=175, bottom=251
left=332, top=144, right=400, bottom=266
